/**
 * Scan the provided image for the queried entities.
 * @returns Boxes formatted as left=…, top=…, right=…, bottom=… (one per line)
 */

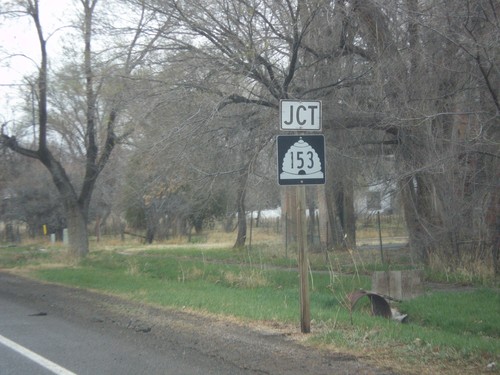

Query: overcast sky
left=0, top=0, right=73, bottom=123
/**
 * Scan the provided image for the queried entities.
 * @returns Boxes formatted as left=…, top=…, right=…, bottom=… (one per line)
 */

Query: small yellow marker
left=43, top=224, right=47, bottom=236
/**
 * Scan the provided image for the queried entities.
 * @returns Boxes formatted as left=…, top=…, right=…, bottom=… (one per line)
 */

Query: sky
left=0, top=0, right=73, bottom=124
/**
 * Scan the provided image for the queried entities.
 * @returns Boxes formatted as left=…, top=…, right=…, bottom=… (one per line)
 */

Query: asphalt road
left=0, top=271, right=396, bottom=375
left=0, top=284, right=251, bottom=374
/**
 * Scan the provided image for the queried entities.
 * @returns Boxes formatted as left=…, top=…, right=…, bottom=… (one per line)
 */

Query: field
left=0, top=225, right=498, bottom=375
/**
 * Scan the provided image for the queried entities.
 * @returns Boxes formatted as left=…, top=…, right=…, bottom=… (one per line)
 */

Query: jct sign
left=280, top=100, right=321, bottom=131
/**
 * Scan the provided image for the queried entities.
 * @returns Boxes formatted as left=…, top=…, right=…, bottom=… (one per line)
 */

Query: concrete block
left=372, top=270, right=423, bottom=300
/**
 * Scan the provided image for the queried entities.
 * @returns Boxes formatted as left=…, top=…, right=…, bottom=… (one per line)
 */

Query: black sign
left=277, top=135, right=325, bottom=185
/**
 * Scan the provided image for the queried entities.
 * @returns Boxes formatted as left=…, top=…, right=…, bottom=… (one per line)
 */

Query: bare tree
left=342, top=0, right=499, bottom=270
left=1, top=0, right=164, bottom=257
left=130, top=0, right=386, bottom=248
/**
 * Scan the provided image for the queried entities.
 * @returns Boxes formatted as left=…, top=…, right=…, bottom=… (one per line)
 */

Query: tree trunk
left=145, top=227, right=155, bottom=244
left=234, top=200, right=247, bottom=249
left=317, top=185, right=342, bottom=249
left=342, top=179, right=356, bottom=248
left=400, top=177, right=421, bottom=263
left=66, top=203, right=89, bottom=258
left=233, top=170, right=248, bottom=249
left=333, top=180, right=356, bottom=249
left=145, top=207, right=157, bottom=244
left=399, top=172, right=439, bottom=264
left=486, top=168, right=500, bottom=275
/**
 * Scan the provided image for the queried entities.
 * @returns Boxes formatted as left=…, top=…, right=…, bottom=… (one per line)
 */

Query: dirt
left=0, top=270, right=397, bottom=375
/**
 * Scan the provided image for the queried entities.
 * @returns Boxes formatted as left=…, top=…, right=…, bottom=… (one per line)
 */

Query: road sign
left=278, top=101, right=323, bottom=333
left=280, top=100, right=321, bottom=131
left=277, top=135, right=325, bottom=185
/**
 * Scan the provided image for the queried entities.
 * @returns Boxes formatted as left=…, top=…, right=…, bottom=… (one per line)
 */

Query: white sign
left=280, top=100, right=321, bottom=131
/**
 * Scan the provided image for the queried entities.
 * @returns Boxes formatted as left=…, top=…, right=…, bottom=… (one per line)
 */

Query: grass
left=0, top=240, right=498, bottom=375
left=0, top=245, right=53, bottom=267
left=401, top=290, right=500, bottom=338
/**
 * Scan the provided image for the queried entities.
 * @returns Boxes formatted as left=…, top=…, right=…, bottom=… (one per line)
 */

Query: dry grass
left=178, top=265, right=205, bottom=282
left=428, top=250, right=497, bottom=285
left=222, top=269, right=269, bottom=288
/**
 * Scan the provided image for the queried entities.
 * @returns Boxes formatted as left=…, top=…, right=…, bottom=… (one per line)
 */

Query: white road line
left=0, top=333, right=77, bottom=375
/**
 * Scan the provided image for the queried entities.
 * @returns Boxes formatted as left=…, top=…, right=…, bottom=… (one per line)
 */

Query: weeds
left=221, top=269, right=268, bottom=288
left=427, top=250, right=498, bottom=287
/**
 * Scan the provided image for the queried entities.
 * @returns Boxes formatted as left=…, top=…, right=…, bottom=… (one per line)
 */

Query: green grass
left=0, top=245, right=52, bottom=267
left=0, top=243, right=498, bottom=374
left=401, top=289, right=500, bottom=338
left=32, top=249, right=368, bottom=323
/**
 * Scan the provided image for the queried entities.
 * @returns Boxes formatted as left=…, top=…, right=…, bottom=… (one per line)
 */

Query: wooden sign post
left=296, top=185, right=310, bottom=333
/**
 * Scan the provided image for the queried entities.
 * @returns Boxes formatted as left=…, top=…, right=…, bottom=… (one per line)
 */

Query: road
left=0, top=277, right=251, bottom=374
left=0, top=271, right=396, bottom=375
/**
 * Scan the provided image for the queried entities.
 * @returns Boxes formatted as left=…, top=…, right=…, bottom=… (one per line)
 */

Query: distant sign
left=277, top=135, right=325, bottom=185
left=280, top=100, right=321, bottom=131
